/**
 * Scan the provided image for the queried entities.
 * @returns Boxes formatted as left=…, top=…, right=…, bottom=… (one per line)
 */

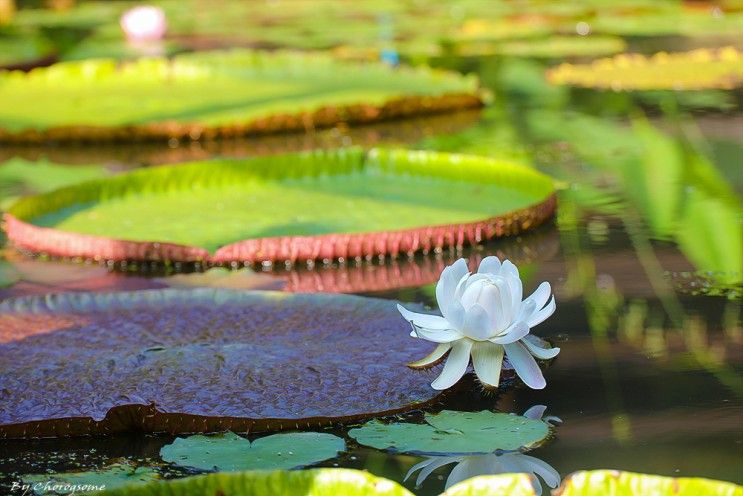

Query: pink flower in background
left=120, top=6, right=167, bottom=42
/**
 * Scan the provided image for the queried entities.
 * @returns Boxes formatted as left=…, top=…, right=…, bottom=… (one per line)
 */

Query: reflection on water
left=1, top=22, right=742, bottom=496
left=406, top=451, right=559, bottom=494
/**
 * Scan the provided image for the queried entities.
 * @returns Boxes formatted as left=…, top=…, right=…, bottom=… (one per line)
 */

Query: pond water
left=1, top=33, right=741, bottom=496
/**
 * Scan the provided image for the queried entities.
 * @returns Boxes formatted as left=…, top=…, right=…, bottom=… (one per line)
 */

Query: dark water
left=1, top=40, right=742, bottom=495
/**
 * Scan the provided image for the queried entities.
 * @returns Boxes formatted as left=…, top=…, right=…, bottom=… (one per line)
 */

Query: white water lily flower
left=397, top=257, right=559, bottom=390
left=120, top=6, right=167, bottom=42
left=405, top=451, right=560, bottom=494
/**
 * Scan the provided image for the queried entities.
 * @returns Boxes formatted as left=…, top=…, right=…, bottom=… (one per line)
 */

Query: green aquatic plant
left=4, top=148, right=556, bottom=264
left=397, top=257, right=559, bottom=390
left=160, top=432, right=345, bottom=472
left=94, top=468, right=743, bottom=495
left=348, top=409, right=552, bottom=454
left=0, top=49, right=481, bottom=143
left=547, top=47, right=743, bottom=90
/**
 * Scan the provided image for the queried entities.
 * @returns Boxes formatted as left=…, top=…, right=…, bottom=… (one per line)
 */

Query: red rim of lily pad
left=3, top=149, right=557, bottom=265
left=0, top=289, right=445, bottom=439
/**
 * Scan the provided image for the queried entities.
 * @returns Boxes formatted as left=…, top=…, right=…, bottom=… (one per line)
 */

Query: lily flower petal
left=471, top=341, right=505, bottom=388
left=408, top=343, right=451, bottom=369
left=462, top=304, right=493, bottom=340
left=431, top=339, right=473, bottom=390
left=523, top=281, right=551, bottom=314
left=499, top=260, right=523, bottom=312
left=522, top=334, right=560, bottom=359
left=504, top=341, right=546, bottom=389
left=489, top=321, right=529, bottom=344
left=436, top=259, right=468, bottom=320
left=527, top=296, right=556, bottom=328
left=397, top=304, right=451, bottom=330
left=477, top=256, right=502, bottom=276
left=522, top=405, right=547, bottom=420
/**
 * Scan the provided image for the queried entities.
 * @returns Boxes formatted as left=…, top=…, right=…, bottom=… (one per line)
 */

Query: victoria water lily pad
left=0, top=49, right=481, bottom=143
left=0, top=289, right=441, bottom=438
left=99, top=468, right=414, bottom=496
left=4, top=148, right=556, bottom=264
left=160, top=432, right=344, bottom=472
left=557, top=470, right=743, bottom=496
left=547, top=47, right=743, bottom=90
left=348, top=410, right=551, bottom=455
left=23, top=461, right=159, bottom=494
left=443, top=474, right=537, bottom=496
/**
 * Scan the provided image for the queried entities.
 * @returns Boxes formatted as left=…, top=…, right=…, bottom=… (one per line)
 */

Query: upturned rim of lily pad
left=3, top=148, right=557, bottom=265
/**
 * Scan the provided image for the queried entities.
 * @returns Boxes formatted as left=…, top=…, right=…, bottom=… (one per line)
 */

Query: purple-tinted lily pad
left=0, top=289, right=440, bottom=439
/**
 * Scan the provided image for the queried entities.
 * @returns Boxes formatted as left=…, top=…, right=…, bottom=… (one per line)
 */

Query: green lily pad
left=160, top=432, right=345, bottom=472
left=454, top=36, right=626, bottom=59
left=0, top=49, right=480, bottom=142
left=4, top=148, right=556, bottom=263
left=348, top=410, right=551, bottom=455
left=443, top=474, right=537, bottom=496
left=557, top=470, right=743, bottom=496
left=22, top=461, right=159, bottom=495
left=99, top=468, right=414, bottom=496
left=547, top=47, right=743, bottom=90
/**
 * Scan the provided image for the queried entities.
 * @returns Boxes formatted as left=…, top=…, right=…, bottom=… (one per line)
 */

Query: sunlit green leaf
left=160, top=432, right=345, bottom=472
left=348, top=411, right=550, bottom=455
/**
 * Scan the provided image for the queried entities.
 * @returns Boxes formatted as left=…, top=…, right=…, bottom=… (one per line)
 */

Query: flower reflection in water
left=405, top=406, right=561, bottom=494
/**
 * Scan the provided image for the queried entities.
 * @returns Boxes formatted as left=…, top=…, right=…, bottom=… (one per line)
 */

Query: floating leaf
left=0, top=289, right=442, bottom=438
left=557, top=470, right=743, bottom=496
left=0, top=50, right=481, bottom=143
left=22, top=461, right=159, bottom=494
left=4, top=148, right=556, bottom=264
left=348, top=410, right=550, bottom=455
left=443, top=473, right=537, bottom=496
left=454, top=36, right=626, bottom=59
left=160, top=432, right=344, bottom=472
left=547, top=47, right=743, bottom=90
left=99, top=468, right=414, bottom=496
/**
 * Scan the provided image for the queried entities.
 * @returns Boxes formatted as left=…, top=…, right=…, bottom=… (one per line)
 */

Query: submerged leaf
left=348, top=410, right=551, bottom=455
left=160, top=432, right=345, bottom=472
left=0, top=289, right=442, bottom=438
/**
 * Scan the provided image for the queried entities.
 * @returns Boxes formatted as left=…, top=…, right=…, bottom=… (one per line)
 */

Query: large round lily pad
left=0, top=49, right=481, bottom=143
left=3, top=148, right=556, bottom=264
left=160, top=432, right=345, bottom=471
left=0, top=289, right=441, bottom=438
left=547, top=47, right=743, bottom=90
left=348, top=410, right=551, bottom=455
